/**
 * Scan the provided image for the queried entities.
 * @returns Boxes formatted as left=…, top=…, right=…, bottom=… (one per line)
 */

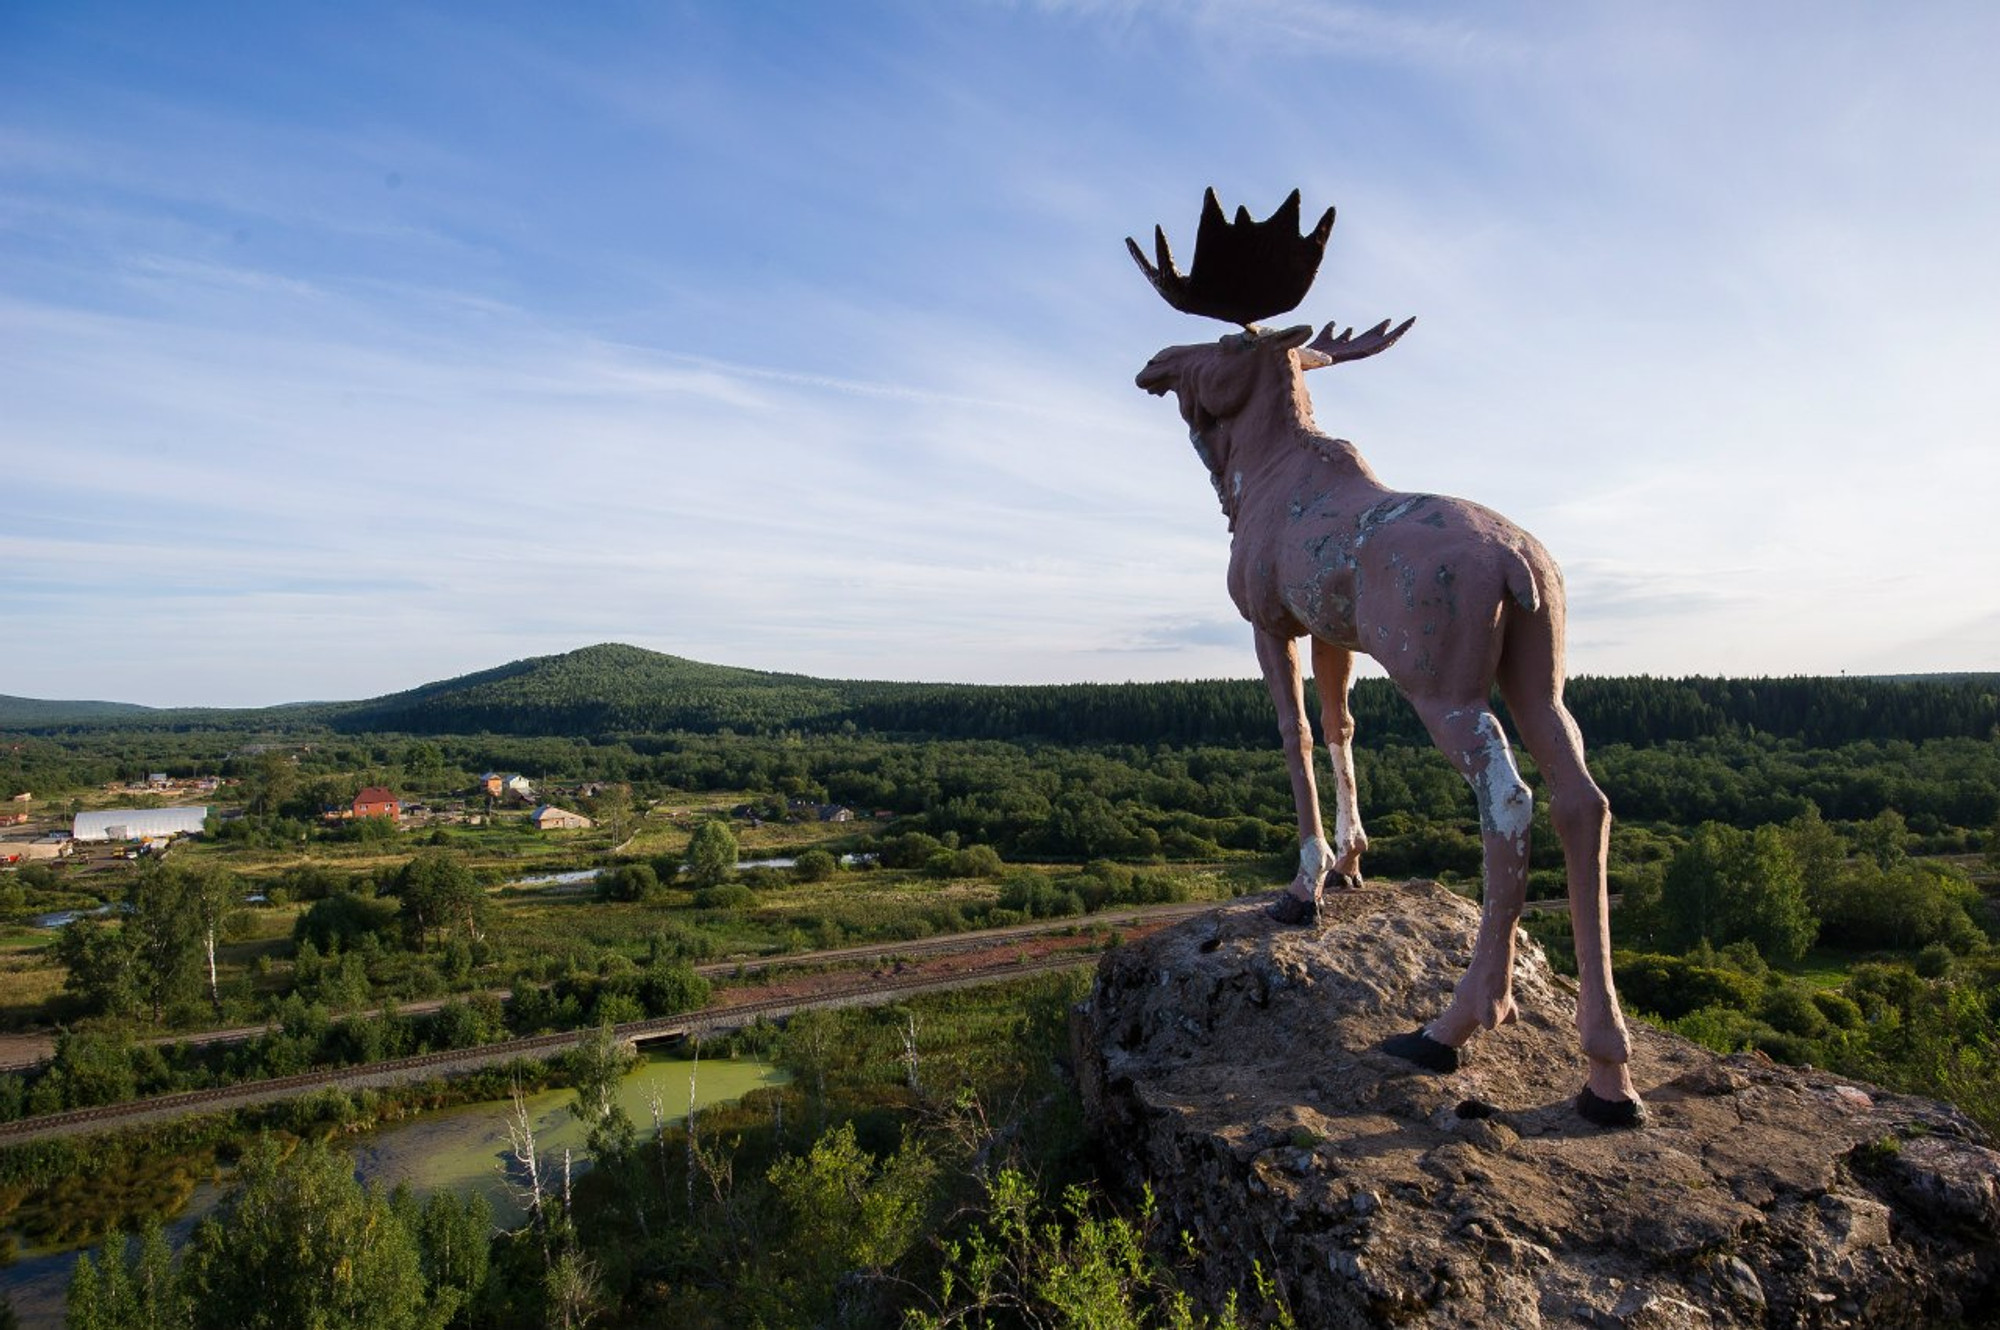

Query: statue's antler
left=1302, top=317, right=1416, bottom=368
left=1127, top=188, right=1336, bottom=328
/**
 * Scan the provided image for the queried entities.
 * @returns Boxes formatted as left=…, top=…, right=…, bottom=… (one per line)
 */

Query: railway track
left=0, top=886, right=1607, bottom=1141
left=0, top=949, right=1105, bottom=1145
left=0, top=893, right=1596, bottom=1073
left=0, top=900, right=1220, bottom=1071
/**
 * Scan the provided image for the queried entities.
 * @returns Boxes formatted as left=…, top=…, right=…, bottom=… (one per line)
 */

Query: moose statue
left=1130, top=190, right=1641, bottom=1126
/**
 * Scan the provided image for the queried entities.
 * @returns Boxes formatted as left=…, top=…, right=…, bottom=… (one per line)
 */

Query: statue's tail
left=1503, top=546, right=1541, bottom=614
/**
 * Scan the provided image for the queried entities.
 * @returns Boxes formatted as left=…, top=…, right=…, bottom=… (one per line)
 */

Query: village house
left=352, top=787, right=400, bottom=821
left=481, top=772, right=536, bottom=803
left=531, top=805, right=593, bottom=832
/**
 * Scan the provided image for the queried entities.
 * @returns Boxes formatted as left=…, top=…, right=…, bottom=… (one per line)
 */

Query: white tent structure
left=72, top=807, right=211, bottom=842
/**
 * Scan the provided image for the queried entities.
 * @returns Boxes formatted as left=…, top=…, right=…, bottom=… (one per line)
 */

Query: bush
left=793, top=849, right=839, bottom=883
left=593, top=993, right=646, bottom=1026
left=1811, top=989, right=1865, bottom=1030
left=1753, top=1029, right=1817, bottom=1066
left=596, top=863, right=660, bottom=903
left=997, top=876, right=1083, bottom=920
left=278, top=864, right=351, bottom=902
left=922, top=844, right=1005, bottom=880
left=1666, top=1004, right=1772, bottom=1055
left=294, top=893, right=400, bottom=953
left=640, top=960, right=711, bottom=1017
left=874, top=832, right=944, bottom=870
left=1759, top=983, right=1831, bottom=1039
left=1614, top=951, right=1762, bottom=1021
left=693, top=884, right=756, bottom=911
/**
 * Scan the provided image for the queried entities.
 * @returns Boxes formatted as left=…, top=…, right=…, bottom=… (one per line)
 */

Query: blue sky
left=5, top=2, right=1997, bottom=707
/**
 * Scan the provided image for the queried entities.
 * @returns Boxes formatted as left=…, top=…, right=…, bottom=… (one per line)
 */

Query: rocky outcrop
left=1071, top=881, right=2000, bottom=1327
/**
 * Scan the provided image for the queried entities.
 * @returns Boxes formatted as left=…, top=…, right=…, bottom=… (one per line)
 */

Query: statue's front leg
left=1310, top=638, right=1367, bottom=889
left=1254, top=630, right=1331, bottom=921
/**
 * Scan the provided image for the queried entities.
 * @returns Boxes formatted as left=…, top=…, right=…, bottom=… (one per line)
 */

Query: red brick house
left=352, top=787, right=400, bottom=821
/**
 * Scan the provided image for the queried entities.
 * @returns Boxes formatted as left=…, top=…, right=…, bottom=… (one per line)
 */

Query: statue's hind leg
left=1499, top=631, right=1641, bottom=1121
left=1402, top=696, right=1531, bottom=1046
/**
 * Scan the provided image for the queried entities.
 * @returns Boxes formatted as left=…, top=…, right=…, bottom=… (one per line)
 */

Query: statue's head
left=1136, top=324, right=1318, bottom=431
left=1137, top=320, right=1413, bottom=436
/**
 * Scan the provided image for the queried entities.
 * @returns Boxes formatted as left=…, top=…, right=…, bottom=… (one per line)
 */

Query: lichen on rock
left=1070, top=880, right=2000, bottom=1327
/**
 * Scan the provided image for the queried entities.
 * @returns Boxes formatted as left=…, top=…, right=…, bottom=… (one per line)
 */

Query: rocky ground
left=1071, top=880, right=2000, bottom=1328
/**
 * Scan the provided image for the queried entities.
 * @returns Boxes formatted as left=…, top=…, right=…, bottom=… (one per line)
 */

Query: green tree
left=180, top=1136, right=433, bottom=1330
left=395, top=850, right=482, bottom=951
left=1661, top=823, right=1818, bottom=964
left=394, top=1188, right=492, bottom=1328
left=566, top=1023, right=636, bottom=1161
left=402, top=742, right=447, bottom=793
left=909, top=1169, right=1260, bottom=1330
left=1815, top=859, right=1985, bottom=951
left=781, top=1008, right=838, bottom=1116
left=1853, top=808, right=1910, bottom=869
left=125, top=864, right=207, bottom=1024
left=586, top=784, right=633, bottom=845
left=48, top=1029, right=137, bottom=1108
left=67, top=1215, right=195, bottom=1330
left=1783, top=806, right=1848, bottom=910
left=760, top=1122, right=938, bottom=1325
left=54, top=915, right=141, bottom=1020
left=139, top=859, right=240, bottom=1013
left=684, top=821, right=739, bottom=888
left=241, top=751, right=299, bottom=819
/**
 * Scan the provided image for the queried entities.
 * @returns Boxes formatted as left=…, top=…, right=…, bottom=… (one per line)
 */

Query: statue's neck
left=1194, top=382, right=1380, bottom=528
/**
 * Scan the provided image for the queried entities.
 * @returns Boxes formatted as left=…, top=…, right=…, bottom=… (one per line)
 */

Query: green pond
left=0, top=1052, right=787, bottom=1328
left=348, top=1050, right=788, bottom=1222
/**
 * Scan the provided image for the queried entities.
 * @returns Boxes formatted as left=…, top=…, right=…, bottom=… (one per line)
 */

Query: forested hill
left=5, top=644, right=1996, bottom=750
left=0, top=695, right=171, bottom=727
left=332, top=643, right=851, bottom=736
left=329, top=646, right=1998, bottom=750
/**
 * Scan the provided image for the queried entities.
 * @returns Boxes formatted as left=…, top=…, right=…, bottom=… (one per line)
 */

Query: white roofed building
left=72, top=807, right=212, bottom=842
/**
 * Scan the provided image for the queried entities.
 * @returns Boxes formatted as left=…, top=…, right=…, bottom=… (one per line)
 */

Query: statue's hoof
left=1384, top=1028, right=1460, bottom=1073
left=1576, top=1085, right=1647, bottom=1129
left=1266, top=891, right=1321, bottom=927
left=1331, top=871, right=1363, bottom=891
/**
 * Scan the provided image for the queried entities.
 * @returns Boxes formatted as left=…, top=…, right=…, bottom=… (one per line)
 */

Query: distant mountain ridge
left=3, top=643, right=1996, bottom=750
